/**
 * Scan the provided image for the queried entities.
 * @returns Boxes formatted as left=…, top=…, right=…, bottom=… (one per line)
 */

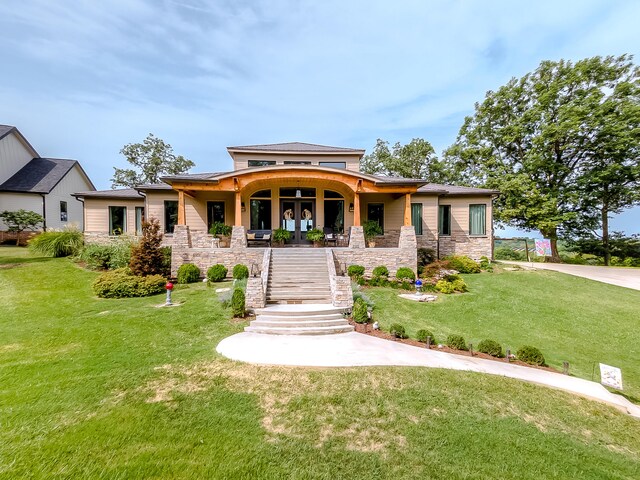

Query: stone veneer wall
left=245, top=249, right=271, bottom=310
left=171, top=225, right=264, bottom=277
left=326, top=249, right=353, bottom=308
left=438, top=235, right=492, bottom=260
left=334, top=226, right=417, bottom=277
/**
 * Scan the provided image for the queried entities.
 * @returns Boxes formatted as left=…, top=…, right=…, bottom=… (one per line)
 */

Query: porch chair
left=323, top=227, right=337, bottom=247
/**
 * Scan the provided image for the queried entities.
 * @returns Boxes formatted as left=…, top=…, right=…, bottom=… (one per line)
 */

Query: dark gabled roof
left=227, top=142, right=365, bottom=154
left=0, top=158, right=82, bottom=194
left=0, top=124, right=40, bottom=157
left=418, top=183, right=499, bottom=195
left=73, top=188, right=144, bottom=200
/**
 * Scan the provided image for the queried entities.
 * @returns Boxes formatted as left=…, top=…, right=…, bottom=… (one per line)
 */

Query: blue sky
left=1, top=0, right=639, bottom=237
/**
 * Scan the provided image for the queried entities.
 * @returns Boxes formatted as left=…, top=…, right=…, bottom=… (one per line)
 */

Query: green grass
left=1, top=246, right=640, bottom=479
left=366, top=268, right=640, bottom=400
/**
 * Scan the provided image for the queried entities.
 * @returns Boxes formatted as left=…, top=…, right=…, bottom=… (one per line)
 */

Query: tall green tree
left=444, top=55, right=640, bottom=261
left=361, top=138, right=448, bottom=182
left=0, top=209, right=44, bottom=246
left=112, top=133, right=195, bottom=188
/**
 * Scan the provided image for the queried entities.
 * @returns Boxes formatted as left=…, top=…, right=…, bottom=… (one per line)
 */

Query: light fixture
left=251, top=263, right=259, bottom=277
left=241, top=202, right=246, bottom=212
left=295, top=189, right=302, bottom=198
left=349, top=203, right=354, bottom=212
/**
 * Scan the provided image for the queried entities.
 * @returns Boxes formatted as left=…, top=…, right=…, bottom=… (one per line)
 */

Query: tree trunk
left=540, top=227, right=562, bottom=263
left=602, top=202, right=610, bottom=266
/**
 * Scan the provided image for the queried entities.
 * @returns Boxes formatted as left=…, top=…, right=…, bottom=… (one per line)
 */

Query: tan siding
left=144, top=191, right=178, bottom=233
left=186, top=192, right=235, bottom=231
left=411, top=194, right=438, bottom=240
left=232, top=152, right=361, bottom=172
left=0, top=193, right=43, bottom=230
left=46, top=165, right=94, bottom=230
left=83, top=198, right=144, bottom=234
left=360, top=193, right=404, bottom=230
left=442, top=196, right=492, bottom=236
left=0, top=133, right=34, bottom=184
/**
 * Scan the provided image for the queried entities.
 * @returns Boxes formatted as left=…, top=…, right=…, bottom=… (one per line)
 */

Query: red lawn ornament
left=165, top=282, right=174, bottom=291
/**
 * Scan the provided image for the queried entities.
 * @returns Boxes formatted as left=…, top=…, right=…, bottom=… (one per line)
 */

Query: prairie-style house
left=0, top=125, right=95, bottom=240
left=75, top=142, right=496, bottom=308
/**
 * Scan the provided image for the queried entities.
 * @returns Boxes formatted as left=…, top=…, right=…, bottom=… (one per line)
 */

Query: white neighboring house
left=0, top=125, right=95, bottom=234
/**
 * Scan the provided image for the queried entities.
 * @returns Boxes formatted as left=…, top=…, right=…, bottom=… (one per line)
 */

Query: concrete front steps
left=245, top=304, right=354, bottom=335
left=266, top=248, right=332, bottom=304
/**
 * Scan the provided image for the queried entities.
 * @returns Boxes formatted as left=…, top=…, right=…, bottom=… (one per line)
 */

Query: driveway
left=217, top=331, right=640, bottom=418
left=498, top=261, right=640, bottom=291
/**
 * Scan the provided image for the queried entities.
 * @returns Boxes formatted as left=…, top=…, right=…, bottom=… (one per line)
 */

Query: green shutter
left=469, top=204, right=486, bottom=235
left=411, top=203, right=422, bottom=235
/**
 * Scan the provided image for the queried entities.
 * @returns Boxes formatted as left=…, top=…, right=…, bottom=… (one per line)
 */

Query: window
left=324, top=191, right=344, bottom=233
left=60, top=201, right=68, bottom=222
left=283, top=161, right=311, bottom=165
left=411, top=203, right=423, bottom=235
left=438, top=205, right=451, bottom=236
left=248, top=160, right=276, bottom=167
left=109, top=206, right=126, bottom=235
left=164, top=200, right=178, bottom=234
left=135, top=207, right=144, bottom=235
left=207, top=201, right=225, bottom=232
left=367, top=203, right=384, bottom=231
left=250, top=200, right=272, bottom=230
left=279, top=187, right=316, bottom=198
left=319, top=162, right=346, bottom=169
left=469, top=204, right=486, bottom=235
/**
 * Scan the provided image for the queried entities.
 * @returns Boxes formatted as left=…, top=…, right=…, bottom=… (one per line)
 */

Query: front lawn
left=1, top=246, right=639, bottom=479
left=366, top=267, right=640, bottom=400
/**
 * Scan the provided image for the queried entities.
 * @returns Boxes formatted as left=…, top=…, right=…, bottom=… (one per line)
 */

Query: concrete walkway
left=499, top=261, right=640, bottom=291
left=217, top=331, right=640, bottom=418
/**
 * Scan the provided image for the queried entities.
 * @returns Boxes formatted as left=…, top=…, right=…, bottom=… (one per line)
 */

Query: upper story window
left=283, top=161, right=312, bottom=165
left=469, top=204, right=486, bottom=235
left=438, top=205, right=451, bottom=236
left=248, top=160, right=276, bottom=167
left=319, top=161, right=346, bottom=169
left=60, top=201, right=68, bottom=222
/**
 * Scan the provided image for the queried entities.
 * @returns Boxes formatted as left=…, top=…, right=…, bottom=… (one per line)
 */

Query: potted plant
left=272, top=228, right=291, bottom=247
left=209, top=222, right=233, bottom=247
left=363, top=220, right=383, bottom=247
left=306, top=228, right=325, bottom=247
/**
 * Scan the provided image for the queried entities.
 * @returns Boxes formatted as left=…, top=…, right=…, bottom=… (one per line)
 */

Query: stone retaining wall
left=326, top=249, right=353, bottom=308
left=439, top=235, right=492, bottom=260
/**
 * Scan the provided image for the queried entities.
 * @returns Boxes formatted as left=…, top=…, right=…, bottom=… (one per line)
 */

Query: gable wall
left=232, top=152, right=362, bottom=172
left=0, top=133, right=34, bottom=184
left=46, top=165, right=95, bottom=230
left=0, top=192, right=43, bottom=230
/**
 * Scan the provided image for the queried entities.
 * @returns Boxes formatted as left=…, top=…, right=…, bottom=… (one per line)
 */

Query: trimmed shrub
left=92, top=268, right=165, bottom=298
left=372, top=265, right=389, bottom=278
left=129, top=219, right=165, bottom=276
left=232, top=264, right=249, bottom=280
left=417, top=248, right=437, bottom=268
left=435, top=278, right=467, bottom=294
left=416, top=329, right=436, bottom=344
left=78, top=243, right=132, bottom=270
left=207, top=264, right=228, bottom=282
left=451, top=278, right=468, bottom=292
left=477, top=339, right=504, bottom=358
left=446, top=255, right=481, bottom=274
left=352, top=286, right=375, bottom=309
left=28, top=228, right=84, bottom=257
left=231, top=288, right=245, bottom=317
left=367, top=276, right=389, bottom=287
left=389, top=323, right=407, bottom=339
left=395, top=267, right=415, bottom=281
left=446, top=334, right=468, bottom=351
left=435, top=280, right=455, bottom=294
left=177, top=263, right=200, bottom=284
left=352, top=297, right=369, bottom=323
left=517, top=346, right=546, bottom=366
left=347, top=265, right=365, bottom=277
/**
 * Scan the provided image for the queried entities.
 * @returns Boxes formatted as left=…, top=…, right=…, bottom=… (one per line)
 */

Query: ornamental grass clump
left=232, top=264, right=249, bottom=280
left=231, top=288, right=245, bottom=317
left=446, top=334, right=468, bottom=351
left=477, top=339, right=504, bottom=358
left=207, top=264, right=228, bottom=282
left=352, top=297, right=369, bottom=324
left=517, top=345, right=546, bottom=366
left=28, top=228, right=84, bottom=257
left=177, top=263, right=201, bottom=284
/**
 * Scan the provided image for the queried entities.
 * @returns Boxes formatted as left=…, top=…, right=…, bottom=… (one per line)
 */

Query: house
left=0, top=125, right=95, bottom=240
left=74, top=142, right=497, bottom=308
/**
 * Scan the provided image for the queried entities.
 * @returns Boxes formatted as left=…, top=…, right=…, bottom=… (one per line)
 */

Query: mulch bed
left=349, top=320, right=560, bottom=373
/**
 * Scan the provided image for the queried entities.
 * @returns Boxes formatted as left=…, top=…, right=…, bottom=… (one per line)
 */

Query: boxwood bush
left=517, top=345, right=546, bottom=366
left=352, top=297, right=369, bottom=323
left=207, top=264, right=228, bottom=282
left=92, top=268, right=166, bottom=298
left=446, top=255, right=481, bottom=274
left=177, top=263, right=201, bottom=284
left=446, top=334, right=468, bottom=351
left=232, top=264, right=249, bottom=279
left=389, top=323, right=407, bottom=339
left=395, top=267, right=415, bottom=281
left=477, top=339, right=504, bottom=358
left=347, top=265, right=365, bottom=277
left=416, top=329, right=436, bottom=344
left=372, top=265, right=389, bottom=278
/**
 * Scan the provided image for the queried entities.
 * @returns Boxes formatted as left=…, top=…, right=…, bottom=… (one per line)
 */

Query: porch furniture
left=323, top=227, right=337, bottom=247
left=247, top=230, right=272, bottom=247
left=337, top=233, right=349, bottom=247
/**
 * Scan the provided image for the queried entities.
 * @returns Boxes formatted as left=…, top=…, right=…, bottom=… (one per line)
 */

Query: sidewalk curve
left=217, top=331, right=640, bottom=418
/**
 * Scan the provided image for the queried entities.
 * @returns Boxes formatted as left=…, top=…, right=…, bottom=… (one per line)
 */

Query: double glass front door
left=280, top=200, right=315, bottom=244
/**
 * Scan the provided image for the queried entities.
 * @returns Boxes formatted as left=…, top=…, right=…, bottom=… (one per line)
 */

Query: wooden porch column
left=177, top=190, right=186, bottom=225
left=353, top=193, right=360, bottom=226
left=404, top=193, right=411, bottom=226
left=235, top=191, right=242, bottom=226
